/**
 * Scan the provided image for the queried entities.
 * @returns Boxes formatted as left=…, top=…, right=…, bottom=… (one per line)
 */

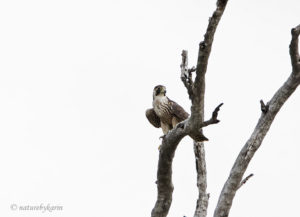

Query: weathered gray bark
left=213, top=25, right=300, bottom=217
left=193, top=141, right=209, bottom=217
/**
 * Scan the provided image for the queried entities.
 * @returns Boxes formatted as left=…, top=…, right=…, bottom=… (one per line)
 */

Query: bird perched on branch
left=146, top=85, right=189, bottom=135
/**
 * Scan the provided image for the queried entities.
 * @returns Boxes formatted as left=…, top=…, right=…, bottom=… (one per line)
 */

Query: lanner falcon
left=146, top=85, right=189, bottom=135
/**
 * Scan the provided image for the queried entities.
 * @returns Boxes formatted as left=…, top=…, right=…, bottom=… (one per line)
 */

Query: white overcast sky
left=0, top=0, right=300, bottom=217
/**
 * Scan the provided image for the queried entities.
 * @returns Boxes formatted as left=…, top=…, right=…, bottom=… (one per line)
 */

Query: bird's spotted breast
left=154, top=99, right=173, bottom=124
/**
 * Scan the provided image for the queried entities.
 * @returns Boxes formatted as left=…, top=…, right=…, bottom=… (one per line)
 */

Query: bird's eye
left=155, top=88, right=161, bottom=96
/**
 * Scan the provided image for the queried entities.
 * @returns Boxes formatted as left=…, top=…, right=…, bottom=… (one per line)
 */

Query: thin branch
left=290, top=25, right=300, bottom=74
left=260, top=100, right=269, bottom=114
left=200, top=103, right=223, bottom=128
left=186, top=103, right=223, bottom=143
left=189, top=66, right=197, bottom=74
left=181, top=50, right=194, bottom=100
left=213, top=25, right=300, bottom=217
left=237, top=173, right=254, bottom=190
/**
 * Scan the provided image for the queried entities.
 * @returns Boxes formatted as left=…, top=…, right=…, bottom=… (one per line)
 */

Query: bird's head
left=153, top=85, right=167, bottom=99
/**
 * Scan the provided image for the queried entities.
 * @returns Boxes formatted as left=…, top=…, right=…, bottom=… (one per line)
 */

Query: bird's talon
left=176, top=122, right=185, bottom=129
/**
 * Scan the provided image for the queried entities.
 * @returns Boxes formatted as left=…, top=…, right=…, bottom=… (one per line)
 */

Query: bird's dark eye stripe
left=155, top=88, right=161, bottom=96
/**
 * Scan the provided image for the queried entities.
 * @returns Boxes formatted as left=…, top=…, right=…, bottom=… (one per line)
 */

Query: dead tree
left=151, top=0, right=300, bottom=216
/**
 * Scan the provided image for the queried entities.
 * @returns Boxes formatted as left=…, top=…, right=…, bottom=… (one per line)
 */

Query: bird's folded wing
left=168, top=98, right=189, bottom=122
left=146, top=108, right=161, bottom=128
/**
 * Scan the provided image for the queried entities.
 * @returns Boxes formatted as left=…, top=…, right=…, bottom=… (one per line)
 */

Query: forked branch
left=201, top=103, right=223, bottom=128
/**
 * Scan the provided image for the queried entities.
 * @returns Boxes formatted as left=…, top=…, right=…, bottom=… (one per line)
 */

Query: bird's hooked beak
left=161, top=88, right=166, bottom=95
left=157, top=86, right=166, bottom=96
